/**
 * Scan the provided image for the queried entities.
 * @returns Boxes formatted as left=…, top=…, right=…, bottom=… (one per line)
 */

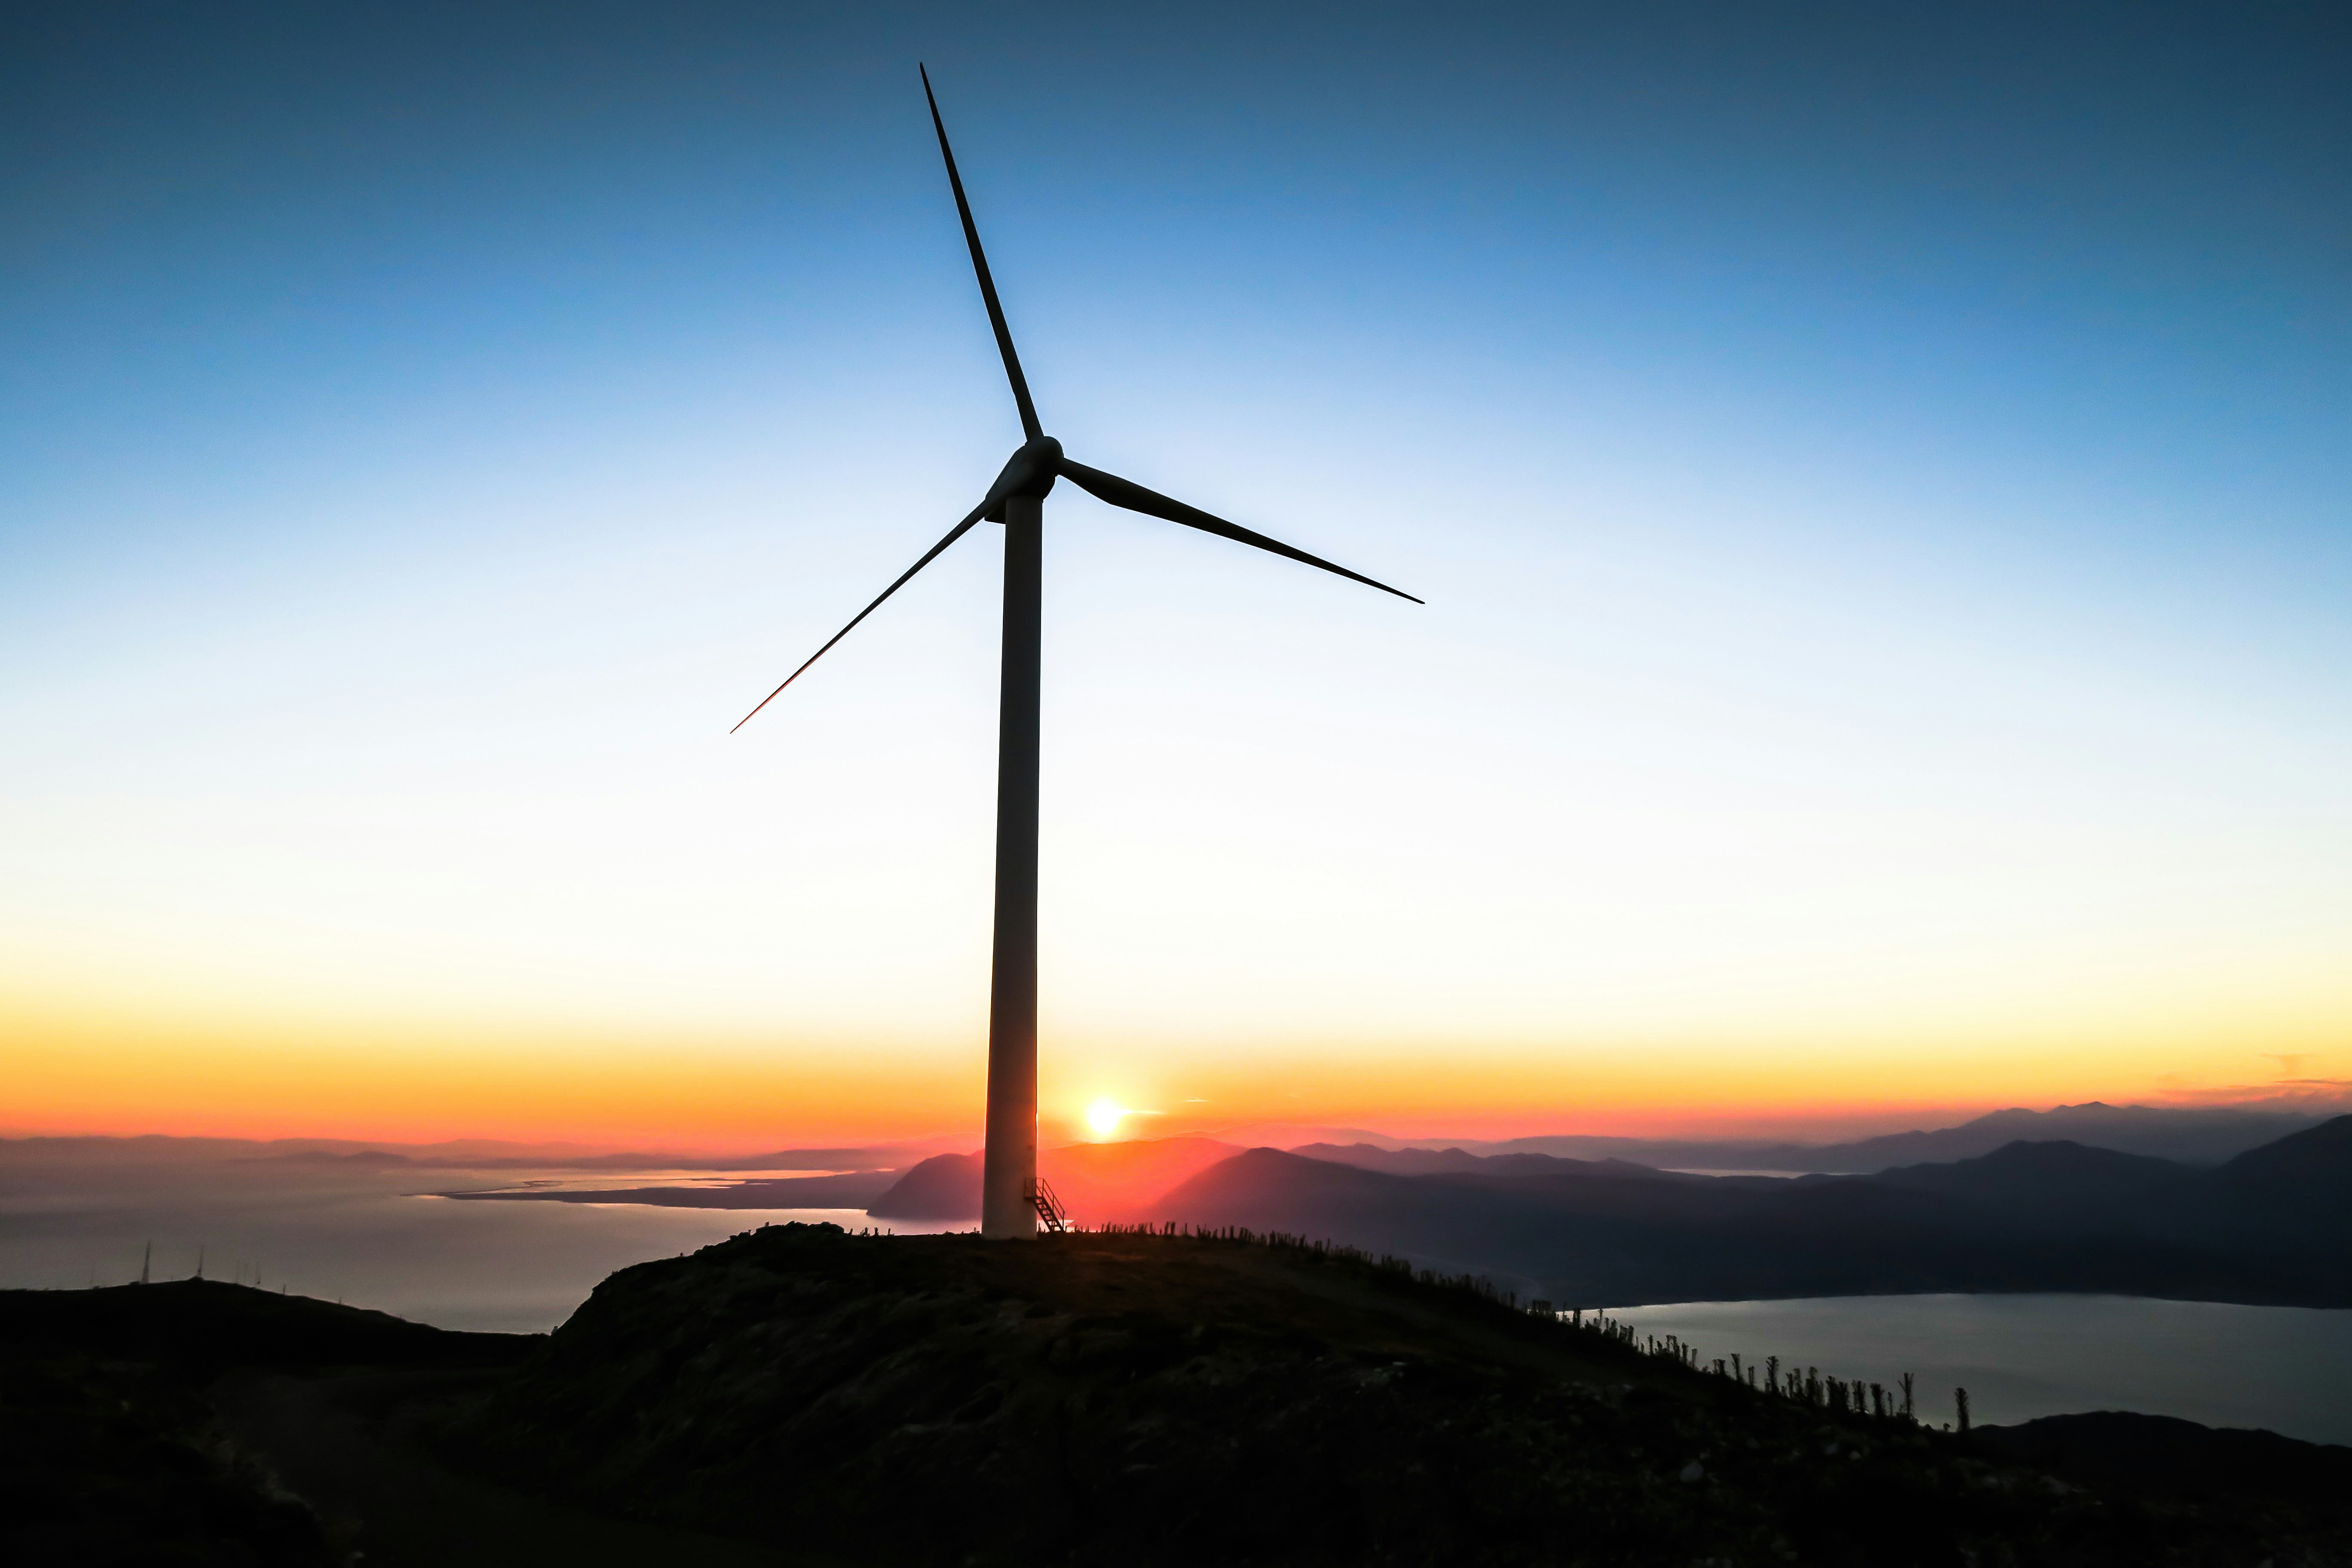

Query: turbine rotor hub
left=984, top=435, right=1062, bottom=519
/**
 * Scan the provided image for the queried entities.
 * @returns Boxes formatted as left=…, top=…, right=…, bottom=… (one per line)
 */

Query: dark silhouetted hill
left=1158, top=1123, right=2352, bottom=1307
left=1780, top=1103, right=2325, bottom=1171
left=0, top=1282, right=538, bottom=1567
left=1036, top=1135, right=1243, bottom=1220
left=866, top=1137, right=1244, bottom=1223
left=0, top=1278, right=528, bottom=1374
left=2200, top=1114, right=2352, bottom=1243
left=1456, top=1102, right=2328, bottom=1173
left=451, top=1222, right=2349, bottom=1566
left=1972, top=1411, right=2352, bottom=1512
left=1292, top=1142, right=1708, bottom=1182
left=867, top=1149, right=981, bottom=1217
left=1872, top=1140, right=2190, bottom=1216
left=1291, top=1141, right=1495, bottom=1174
left=2, top=1281, right=790, bottom=1567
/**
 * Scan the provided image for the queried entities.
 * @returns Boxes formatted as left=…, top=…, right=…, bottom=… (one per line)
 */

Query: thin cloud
left=2157, top=1081, right=2352, bottom=1111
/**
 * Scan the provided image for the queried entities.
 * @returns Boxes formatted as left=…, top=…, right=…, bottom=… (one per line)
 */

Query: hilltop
left=453, top=1222, right=2350, bottom=1566
left=0, top=1276, right=521, bottom=1373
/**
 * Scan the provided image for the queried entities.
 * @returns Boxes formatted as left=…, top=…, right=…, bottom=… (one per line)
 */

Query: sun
left=1084, top=1098, right=1127, bottom=1139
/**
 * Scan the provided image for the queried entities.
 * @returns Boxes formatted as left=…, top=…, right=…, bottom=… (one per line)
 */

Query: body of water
left=1610, top=1294, right=2352, bottom=1446
left=0, top=1158, right=955, bottom=1333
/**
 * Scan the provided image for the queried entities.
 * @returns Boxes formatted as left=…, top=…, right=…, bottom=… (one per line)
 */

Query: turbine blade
left=1057, top=459, right=1423, bottom=604
left=731, top=502, right=990, bottom=732
left=920, top=65, right=1042, bottom=443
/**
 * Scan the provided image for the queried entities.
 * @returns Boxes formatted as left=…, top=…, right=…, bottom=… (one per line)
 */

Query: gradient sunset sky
left=5, top=2, right=2347, bottom=1147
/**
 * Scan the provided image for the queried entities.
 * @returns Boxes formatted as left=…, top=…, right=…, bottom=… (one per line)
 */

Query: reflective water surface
left=0, top=1157, right=954, bottom=1334
left=1610, top=1293, right=2352, bottom=1446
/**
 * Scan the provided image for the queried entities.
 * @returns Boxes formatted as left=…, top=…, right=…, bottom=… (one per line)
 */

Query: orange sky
left=7, top=976, right=2340, bottom=1150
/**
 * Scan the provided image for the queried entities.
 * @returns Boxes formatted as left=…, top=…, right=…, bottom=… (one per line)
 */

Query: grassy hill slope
left=454, top=1222, right=2350, bottom=1567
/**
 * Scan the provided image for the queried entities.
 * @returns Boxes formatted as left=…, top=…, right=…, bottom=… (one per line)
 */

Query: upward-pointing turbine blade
left=919, top=65, right=1042, bottom=444
left=1057, top=459, right=1424, bottom=605
left=731, top=501, right=991, bottom=732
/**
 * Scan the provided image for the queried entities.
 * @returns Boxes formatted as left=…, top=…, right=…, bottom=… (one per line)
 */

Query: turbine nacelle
left=982, top=435, right=1063, bottom=522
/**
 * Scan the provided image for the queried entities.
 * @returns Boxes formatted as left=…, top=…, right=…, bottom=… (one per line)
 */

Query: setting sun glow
left=1084, top=1099, right=1129, bottom=1139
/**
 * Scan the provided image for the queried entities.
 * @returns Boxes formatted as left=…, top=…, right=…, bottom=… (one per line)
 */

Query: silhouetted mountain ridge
left=1389, top=1102, right=2329, bottom=1174
left=1873, top=1140, right=2190, bottom=1204
left=1972, top=1411, right=2352, bottom=1512
left=1155, top=1119, right=2352, bottom=1307
left=866, top=1136, right=1246, bottom=1220
left=1289, top=1143, right=1712, bottom=1182
left=867, top=1150, right=982, bottom=1217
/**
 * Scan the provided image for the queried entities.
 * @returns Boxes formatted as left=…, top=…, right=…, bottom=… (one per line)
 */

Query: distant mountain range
left=858, top=1115, right=2352, bottom=1307
left=861, top=1100, right=2330, bottom=1219
left=861, top=1101, right=2330, bottom=1221
left=1156, top=1117, right=2352, bottom=1308
left=9, top=1102, right=2321, bottom=1178
left=1424, top=1102, right=2330, bottom=1173
left=869, top=1136, right=1243, bottom=1220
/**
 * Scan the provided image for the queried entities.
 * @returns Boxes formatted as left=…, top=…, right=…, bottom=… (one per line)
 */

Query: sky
left=4, top=1, right=2348, bottom=1148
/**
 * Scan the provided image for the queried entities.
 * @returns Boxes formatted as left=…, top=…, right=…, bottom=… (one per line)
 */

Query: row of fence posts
left=1558, top=1306, right=1974, bottom=1430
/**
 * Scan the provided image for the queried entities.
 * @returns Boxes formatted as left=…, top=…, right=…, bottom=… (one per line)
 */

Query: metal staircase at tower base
left=1026, top=1176, right=1068, bottom=1234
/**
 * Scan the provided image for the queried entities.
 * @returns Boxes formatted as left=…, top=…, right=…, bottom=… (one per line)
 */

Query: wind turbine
left=735, top=67, right=1419, bottom=1239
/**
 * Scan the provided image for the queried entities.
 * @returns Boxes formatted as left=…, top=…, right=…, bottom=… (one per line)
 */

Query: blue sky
left=4, top=2, right=2347, bottom=1141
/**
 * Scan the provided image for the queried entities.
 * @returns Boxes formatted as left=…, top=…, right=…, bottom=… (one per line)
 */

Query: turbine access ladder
left=1025, top=1176, right=1068, bottom=1234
